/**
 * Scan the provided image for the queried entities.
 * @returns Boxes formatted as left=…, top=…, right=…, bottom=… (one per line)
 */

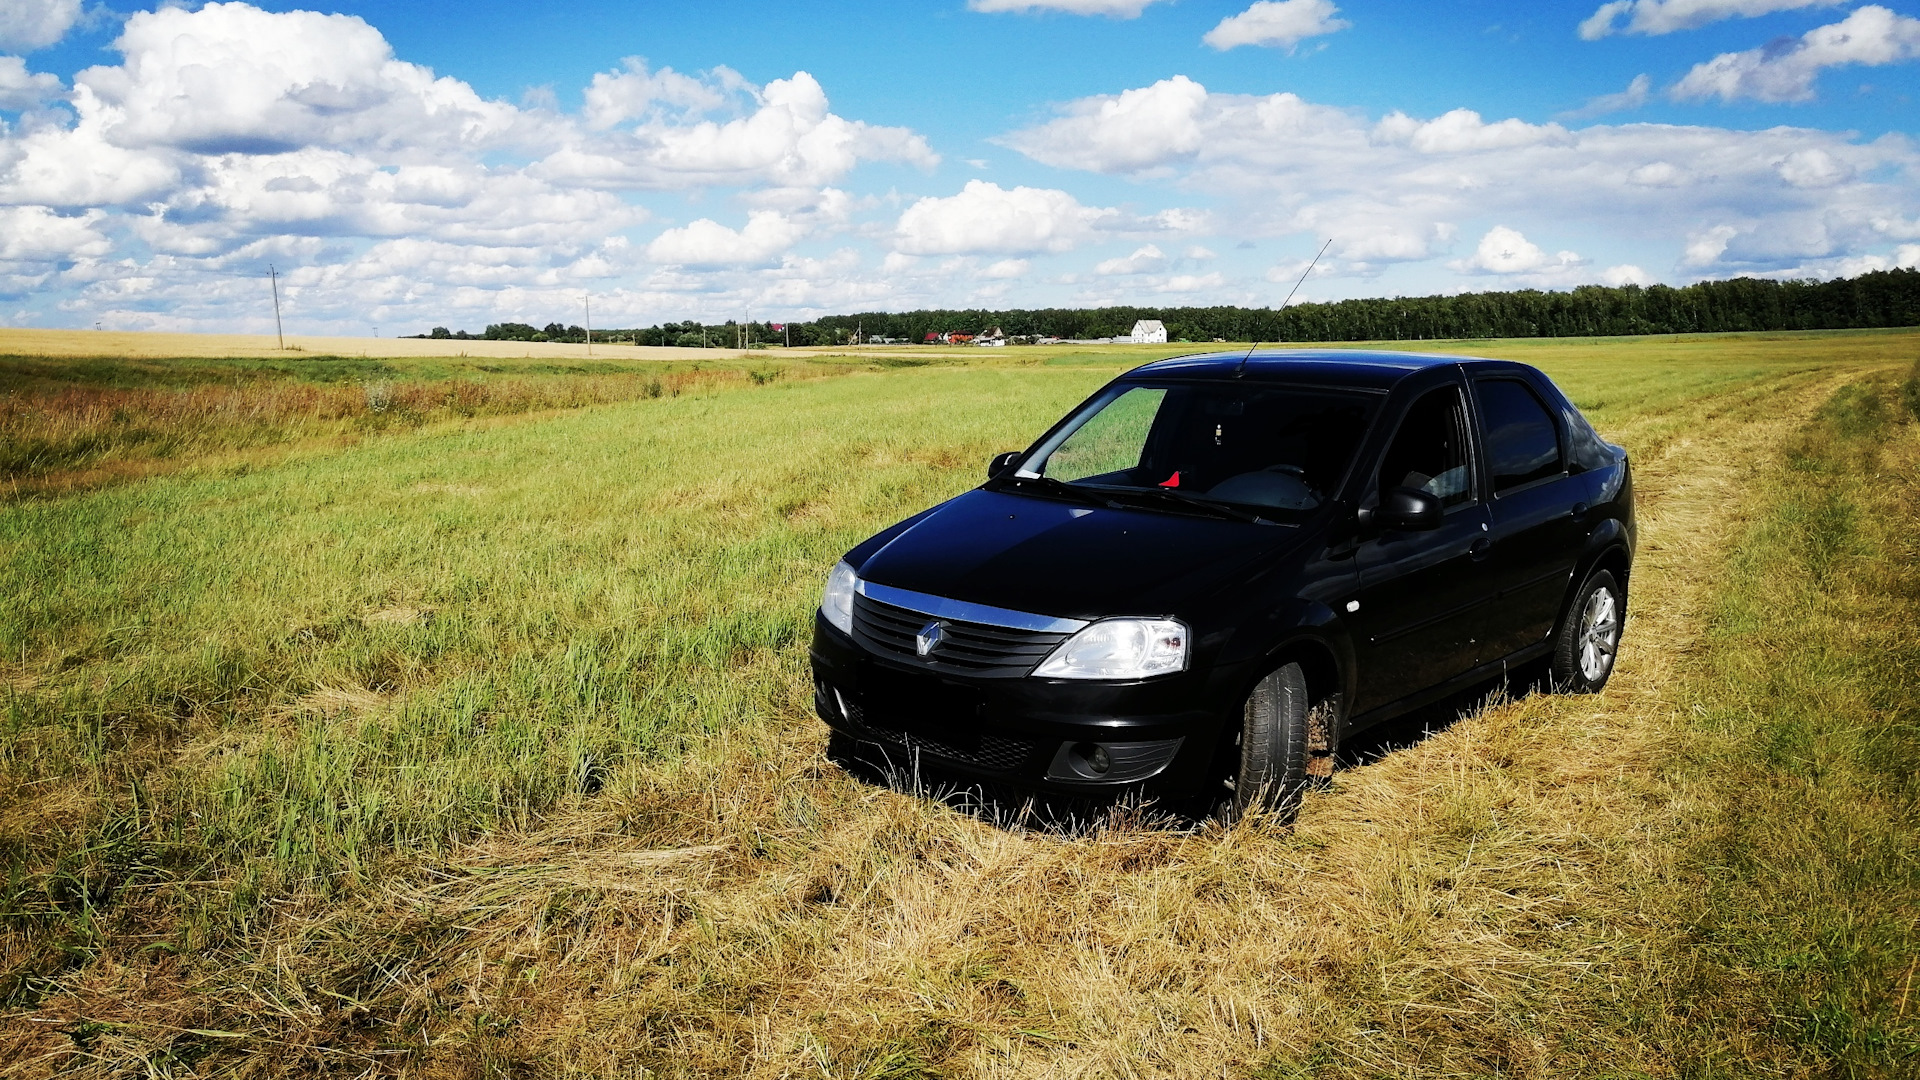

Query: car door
left=1472, top=374, right=1589, bottom=660
left=1348, top=379, right=1496, bottom=714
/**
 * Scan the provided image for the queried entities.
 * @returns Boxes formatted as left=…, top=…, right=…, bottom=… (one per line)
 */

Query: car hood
left=853, top=487, right=1306, bottom=621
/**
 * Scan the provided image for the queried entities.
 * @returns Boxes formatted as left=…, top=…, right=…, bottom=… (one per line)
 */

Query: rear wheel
left=1225, top=662, right=1337, bottom=823
left=1551, top=569, right=1624, bottom=693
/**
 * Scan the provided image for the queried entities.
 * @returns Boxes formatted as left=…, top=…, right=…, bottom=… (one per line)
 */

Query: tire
left=1226, top=662, right=1334, bottom=823
left=1551, top=569, right=1624, bottom=693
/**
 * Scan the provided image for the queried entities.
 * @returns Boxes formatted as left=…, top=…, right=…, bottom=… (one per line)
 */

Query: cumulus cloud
left=1601, top=263, right=1653, bottom=285
left=1453, top=226, right=1584, bottom=276
left=1671, top=5, right=1920, bottom=103
left=646, top=210, right=808, bottom=267
left=1095, top=244, right=1168, bottom=274
left=74, top=3, right=522, bottom=156
left=980, top=258, right=1029, bottom=278
left=582, top=58, right=728, bottom=129
left=1204, top=0, right=1351, bottom=51
left=0, top=0, right=80, bottom=53
left=0, top=205, right=108, bottom=260
left=538, top=70, right=937, bottom=189
left=1580, top=0, right=1843, bottom=39
left=894, top=181, right=1119, bottom=255
left=998, top=75, right=1209, bottom=173
left=1560, top=74, right=1653, bottom=119
left=1001, top=75, right=1920, bottom=280
left=1684, top=223, right=1744, bottom=265
left=0, top=1, right=953, bottom=330
left=0, top=55, right=62, bottom=111
left=968, top=0, right=1166, bottom=16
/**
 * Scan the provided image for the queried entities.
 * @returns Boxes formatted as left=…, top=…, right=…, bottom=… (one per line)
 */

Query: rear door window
left=1477, top=379, right=1563, bottom=492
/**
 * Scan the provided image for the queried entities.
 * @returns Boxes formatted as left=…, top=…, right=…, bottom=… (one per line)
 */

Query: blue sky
left=1, top=0, right=1917, bottom=334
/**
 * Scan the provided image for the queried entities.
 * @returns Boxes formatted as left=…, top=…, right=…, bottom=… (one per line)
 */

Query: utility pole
left=584, top=294, right=592, bottom=357
left=269, top=265, right=285, bottom=350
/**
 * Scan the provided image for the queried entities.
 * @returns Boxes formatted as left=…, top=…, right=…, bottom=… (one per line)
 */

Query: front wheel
left=1551, top=569, right=1624, bottom=693
left=1225, top=662, right=1336, bottom=823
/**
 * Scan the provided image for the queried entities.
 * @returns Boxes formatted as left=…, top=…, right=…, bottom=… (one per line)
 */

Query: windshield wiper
left=1004, top=474, right=1124, bottom=509
left=1098, top=486, right=1273, bottom=524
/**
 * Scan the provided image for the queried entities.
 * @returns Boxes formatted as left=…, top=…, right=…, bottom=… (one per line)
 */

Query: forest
left=414, top=267, right=1920, bottom=348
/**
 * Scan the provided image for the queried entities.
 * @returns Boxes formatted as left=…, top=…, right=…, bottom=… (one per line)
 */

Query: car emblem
left=915, top=621, right=945, bottom=657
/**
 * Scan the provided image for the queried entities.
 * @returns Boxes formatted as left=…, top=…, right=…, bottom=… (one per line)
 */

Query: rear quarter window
left=1478, top=378, right=1564, bottom=492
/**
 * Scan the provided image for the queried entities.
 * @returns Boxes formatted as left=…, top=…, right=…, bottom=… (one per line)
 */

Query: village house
left=1130, top=319, right=1168, bottom=344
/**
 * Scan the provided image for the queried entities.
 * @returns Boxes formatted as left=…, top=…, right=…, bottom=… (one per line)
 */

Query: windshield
left=1012, top=381, right=1378, bottom=517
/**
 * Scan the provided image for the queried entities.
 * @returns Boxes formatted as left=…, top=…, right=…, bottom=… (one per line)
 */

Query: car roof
left=1124, top=348, right=1500, bottom=390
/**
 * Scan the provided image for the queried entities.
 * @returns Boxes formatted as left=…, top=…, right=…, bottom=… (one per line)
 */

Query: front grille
left=852, top=593, right=1071, bottom=678
left=840, top=697, right=1035, bottom=771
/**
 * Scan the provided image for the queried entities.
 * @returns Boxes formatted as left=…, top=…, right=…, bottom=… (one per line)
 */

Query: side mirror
left=1362, top=486, right=1445, bottom=531
left=988, top=451, right=1023, bottom=479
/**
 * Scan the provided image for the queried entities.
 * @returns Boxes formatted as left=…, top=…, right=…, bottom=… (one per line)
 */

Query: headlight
left=1034, top=618, right=1188, bottom=680
left=820, top=560, right=857, bottom=634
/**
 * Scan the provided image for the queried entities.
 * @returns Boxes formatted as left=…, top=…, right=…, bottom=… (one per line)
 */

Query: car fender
left=1247, top=597, right=1359, bottom=720
left=1557, top=518, right=1633, bottom=624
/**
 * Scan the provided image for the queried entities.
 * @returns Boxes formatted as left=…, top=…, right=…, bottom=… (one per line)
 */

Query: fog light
left=1079, top=742, right=1111, bottom=775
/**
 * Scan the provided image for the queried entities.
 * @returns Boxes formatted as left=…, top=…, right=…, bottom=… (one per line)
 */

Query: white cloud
left=1383, top=108, right=1571, bottom=153
left=646, top=210, right=808, bottom=267
left=1601, top=263, right=1653, bottom=285
left=1628, top=161, right=1688, bottom=185
left=0, top=205, right=108, bottom=261
left=1204, top=0, right=1351, bottom=51
left=968, top=0, right=1166, bottom=17
left=1454, top=225, right=1584, bottom=276
left=1777, top=147, right=1851, bottom=187
left=0, top=0, right=80, bottom=53
left=1187, top=245, right=1218, bottom=259
left=1000, top=75, right=1209, bottom=173
left=582, top=58, right=727, bottom=129
left=1160, top=272, right=1227, bottom=292
left=894, top=180, right=1118, bottom=255
left=539, top=70, right=937, bottom=189
left=1684, top=223, right=1743, bottom=265
left=1580, top=0, right=1843, bottom=39
left=1671, top=5, right=1920, bottom=103
left=76, top=3, right=523, bottom=156
left=0, top=2, right=953, bottom=329
left=1560, top=74, right=1653, bottom=119
left=1001, top=75, right=1920, bottom=280
left=0, top=55, right=61, bottom=110
left=1094, top=244, right=1168, bottom=274
left=980, top=258, right=1029, bottom=278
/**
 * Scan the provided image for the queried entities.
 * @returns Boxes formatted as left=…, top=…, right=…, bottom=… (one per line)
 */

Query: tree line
left=411, top=268, right=1920, bottom=347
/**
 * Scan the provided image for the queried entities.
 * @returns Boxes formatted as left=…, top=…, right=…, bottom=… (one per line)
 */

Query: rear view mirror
left=1365, top=486, right=1445, bottom=531
left=989, top=451, right=1023, bottom=479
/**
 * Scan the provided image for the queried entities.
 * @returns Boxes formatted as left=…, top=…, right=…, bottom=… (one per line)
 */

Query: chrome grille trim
left=856, top=580, right=1088, bottom=634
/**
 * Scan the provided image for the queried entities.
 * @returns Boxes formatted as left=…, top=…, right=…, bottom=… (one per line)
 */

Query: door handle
left=1469, top=537, right=1491, bottom=559
left=1570, top=501, right=1590, bottom=522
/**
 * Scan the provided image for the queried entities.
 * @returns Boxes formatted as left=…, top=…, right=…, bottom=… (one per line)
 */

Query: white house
left=1130, top=319, right=1168, bottom=344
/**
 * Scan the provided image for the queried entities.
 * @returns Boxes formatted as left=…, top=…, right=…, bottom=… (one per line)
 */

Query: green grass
left=1646, top=361, right=1920, bottom=1076
left=1, top=330, right=1916, bottom=1075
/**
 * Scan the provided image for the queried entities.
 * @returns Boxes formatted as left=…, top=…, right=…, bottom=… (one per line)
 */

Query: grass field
left=1, top=329, right=1917, bottom=1077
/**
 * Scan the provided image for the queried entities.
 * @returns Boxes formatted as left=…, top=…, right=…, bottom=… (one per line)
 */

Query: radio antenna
left=1237, top=237, right=1331, bottom=377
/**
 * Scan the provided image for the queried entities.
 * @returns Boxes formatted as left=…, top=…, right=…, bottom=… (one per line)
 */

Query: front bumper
left=809, top=612, right=1239, bottom=801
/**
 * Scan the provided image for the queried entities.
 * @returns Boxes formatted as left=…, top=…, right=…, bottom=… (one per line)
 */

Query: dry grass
left=0, top=359, right=1871, bottom=1077
left=0, top=368, right=744, bottom=494
left=0, top=328, right=754, bottom=362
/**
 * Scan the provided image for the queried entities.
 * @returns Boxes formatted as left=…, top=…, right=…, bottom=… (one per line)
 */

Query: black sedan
left=810, top=350, right=1634, bottom=819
